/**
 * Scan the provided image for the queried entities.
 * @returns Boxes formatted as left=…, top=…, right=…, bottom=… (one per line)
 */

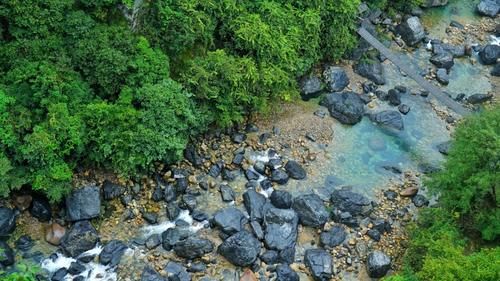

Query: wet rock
left=218, top=231, right=261, bottom=267
left=192, top=210, right=208, bottom=222
left=162, top=228, right=190, bottom=251
left=323, top=66, right=350, bottom=92
left=68, top=261, right=86, bottom=275
left=232, top=132, right=247, bottom=144
left=250, top=220, right=264, bottom=240
left=284, top=161, right=306, bottom=180
left=45, top=223, right=66, bottom=246
left=367, top=229, right=381, bottom=241
left=219, top=185, right=235, bottom=202
left=165, top=261, right=191, bottom=281
left=261, top=250, right=279, bottom=264
left=254, top=161, right=266, bottom=175
left=66, top=185, right=101, bottom=221
left=166, top=203, right=181, bottom=221
left=102, top=180, right=125, bottom=200
left=264, top=207, right=298, bottom=251
left=232, top=153, right=245, bottom=165
left=270, top=190, right=293, bottom=209
left=276, top=264, right=299, bottom=281
left=373, top=218, right=392, bottom=234
left=384, top=190, right=398, bottom=201
left=321, top=226, right=347, bottom=248
left=271, top=169, right=290, bottom=185
left=60, top=220, right=99, bottom=258
left=180, top=194, right=197, bottom=211
left=467, top=93, right=493, bottom=104
left=99, top=240, right=128, bottom=267
left=430, top=52, right=454, bottom=70
left=366, top=251, right=391, bottom=278
left=369, top=110, right=404, bottom=131
left=141, top=266, right=164, bottom=281
left=450, top=20, right=464, bottom=29
left=436, top=68, right=449, bottom=85
left=398, top=104, right=410, bottom=115
left=142, top=212, right=159, bottom=224
left=437, top=141, right=452, bottom=155
left=332, top=211, right=358, bottom=227
left=13, top=194, right=32, bottom=211
left=145, top=234, right=161, bottom=249
left=433, top=43, right=466, bottom=58
left=396, top=16, right=425, bottom=47
left=30, top=195, right=52, bottom=222
left=0, top=207, right=16, bottom=238
left=51, top=268, right=68, bottom=281
left=188, top=262, right=206, bottom=273
left=292, top=194, right=329, bottom=227
left=320, top=92, right=366, bottom=125
left=164, top=184, right=177, bottom=203
left=412, top=194, right=429, bottom=207
left=491, top=63, right=500, bottom=76
left=331, top=188, right=372, bottom=216
left=243, top=189, right=267, bottom=222
left=208, top=163, right=223, bottom=178
left=354, top=61, right=386, bottom=85
left=15, top=235, right=34, bottom=252
left=213, top=207, right=247, bottom=235
left=176, top=177, right=188, bottom=194
left=422, top=0, right=448, bottom=7
left=477, top=0, right=500, bottom=17
left=174, top=236, right=214, bottom=259
left=0, top=241, right=14, bottom=266
left=300, top=74, right=324, bottom=100
left=245, top=169, right=261, bottom=181
left=387, top=89, right=401, bottom=106
left=304, top=249, right=333, bottom=281
left=184, top=144, right=203, bottom=168
left=221, top=168, right=236, bottom=182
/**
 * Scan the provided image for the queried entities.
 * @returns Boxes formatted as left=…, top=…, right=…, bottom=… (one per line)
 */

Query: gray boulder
left=218, top=231, right=261, bottom=267
left=331, top=188, right=372, bottom=216
left=367, top=251, right=391, bottom=278
left=477, top=0, right=500, bottom=17
left=264, top=207, right=299, bottom=251
left=354, top=61, right=386, bottom=85
left=284, top=160, right=306, bottom=180
left=66, top=185, right=101, bottom=221
left=304, top=249, right=333, bottom=281
left=292, top=194, right=329, bottom=227
left=320, top=92, right=365, bottom=125
left=165, top=262, right=191, bottom=281
left=320, top=226, right=347, bottom=247
left=276, top=264, right=299, bottom=281
left=430, top=52, right=454, bottom=70
left=300, top=74, right=324, bottom=101
left=436, top=68, right=449, bottom=85
left=243, top=189, right=267, bottom=222
left=467, top=93, right=493, bottom=104
left=213, top=207, right=247, bottom=235
left=396, top=16, right=425, bottom=46
left=323, top=66, right=350, bottom=92
left=369, top=110, right=404, bottom=131
left=479, top=44, right=500, bottom=65
left=60, top=220, right=99, bottom=257
left=174, top=236, right=214, bottom=259
left=491, top=63, right=500, bottom=76
left=99, top=240, right=128, bottom=267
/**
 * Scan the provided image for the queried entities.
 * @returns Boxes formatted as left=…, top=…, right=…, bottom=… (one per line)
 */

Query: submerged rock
left=304, top=249, right=333, bottom=281
left=323, top=66, right=350, bottom=92
left=264, top=207, right=299, bottom=251
left=320, top=92, right=365, bottom=125
left=66, top=185, right=101, bottom=221
left=102, top=180, right=125, bottom=200
left=0, top=207, right=16, bottom=237
left=141, top=266, right=164, bottom=281
left=99, top=240, right=128, bottom=267
left=292, top=194, right=329, bottom=227
left=300, top=74, right=325, bottom=101
left=354, top=61, right=386, bottom=85
left=60, top=220, right=99, bottom=258
left=366, top=251, right=391, bottom=278
left=396, top=16, right=425, bottom=46
left=0, top=241, right=14, bottom=266
left=174, top=236, right=214, bottom=259
left=430, top=52, right=454, bottom=70
left=284, top=160, right=306, bottom=180
left=369, top=110, right=404, bottom=131
left=437, top=141, right=452, bottom=155
left=479, top=44, right=500, bottom=65
left=218, top=231, right=261, bottom=267
left=467, top=93, right=493, bottom=104
left=477, top=0, right=500, bottom=17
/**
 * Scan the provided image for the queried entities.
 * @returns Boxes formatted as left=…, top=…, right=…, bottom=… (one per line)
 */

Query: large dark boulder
left=323, top=66, right=350, bottom=92
left=243, top=189, right=267, bottom=222
left=270, top=190, right=293, bottom=209
left=276, top=264, right=299, bottom=281
left=319, top=92, right=365, bottom=125
left=218, top=231, right=261, bottom=267
left=284, top=161, right=306, bottom=180
left=141, top=266, right=165, bottom=281
left=264, top=207, right=298, bottom=251
left=271, top=169, right=289, bottom=185
left=66, top=185, right=101, bottom=221
left=320, top=226, right=347, bottom=247
left=479, top=44, right=500, bottom=65
left=430, top=52, right=454, bottom=70
left=0, top=207, right=16, bottom=238
left=369, top=110, right=404, bottom=131
left=102, top=180, right=125, bottom=200
left=477, top=0, right=500, bottom=17
left=30, top=195, right=52, bottom=222
left=433, top=43, right=466, bottom=58
left=213, top=207, right=247, bottom=235
left=292, top=194, right=329, bottom=227
left=174, top=236, right=214, bottom=259
left=396, top=16, right=425, bottom=46
left=304, top=249, right=333, bottom=281
left=0, top=241, right=14, bottom=266
left=99, top=240, right=128, bottom=267
left=354, top=61, right=386, bottom=85
left=366, top=251, right=392, bottom=278
left=331, top=188, right=372, bottom=216
left=60, top=220, right=99, bottom=257
left=162, top=228, right=190, bottom=251
left=300, top=74, right=325, bottom=101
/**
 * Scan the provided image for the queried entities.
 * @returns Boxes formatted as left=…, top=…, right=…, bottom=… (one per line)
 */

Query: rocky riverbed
left=1, top=1, right=498, bottom=281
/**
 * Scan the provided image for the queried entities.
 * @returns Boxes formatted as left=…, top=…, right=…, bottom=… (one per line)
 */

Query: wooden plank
left=357, top=27, right=469, bottom=116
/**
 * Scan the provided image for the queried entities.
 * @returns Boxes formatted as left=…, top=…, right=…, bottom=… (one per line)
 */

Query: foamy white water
left=141, top=209, right=208, bottom=237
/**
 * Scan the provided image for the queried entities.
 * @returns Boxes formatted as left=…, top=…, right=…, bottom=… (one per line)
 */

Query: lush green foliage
left=426, top=108, right=500, bottom=240
left=0, top=0, right=361, bottom=201
left=0, top=262, right=39, bottom=281
left=384, top=208, right=500, bottom=281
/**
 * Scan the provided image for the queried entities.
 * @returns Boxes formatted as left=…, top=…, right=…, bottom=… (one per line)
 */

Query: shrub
left=426, top=108, right=500, bottom=240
